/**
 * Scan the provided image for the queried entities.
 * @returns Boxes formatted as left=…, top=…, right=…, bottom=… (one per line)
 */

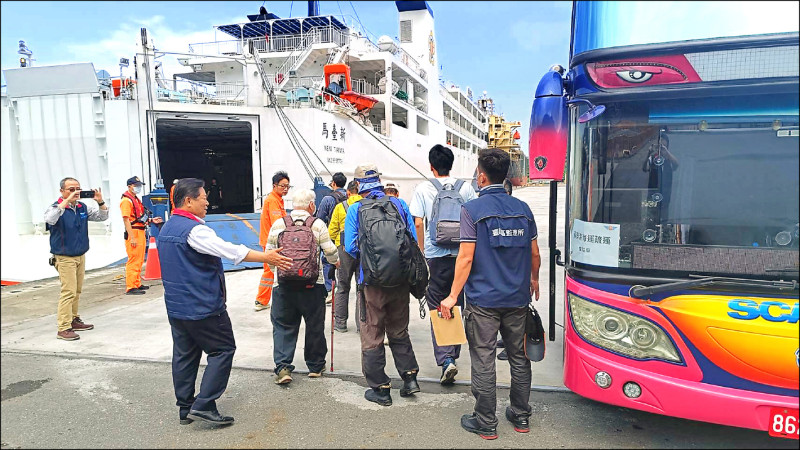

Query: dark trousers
left=322, top=257, right=333, bottom=292
left=464, top=303, right=532, bottom=428
left=270, top=283, right=328, bottom=374
left=333, top=245, right=362, bottom=330
left=168, top=310, right=236, bottom=413
left=360, top=284, right=419, bottom=388
left=425, top=256, right=463, bottom=366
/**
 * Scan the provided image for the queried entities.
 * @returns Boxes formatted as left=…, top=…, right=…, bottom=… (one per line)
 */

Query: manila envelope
left=430, top=306, right=467, bottom=346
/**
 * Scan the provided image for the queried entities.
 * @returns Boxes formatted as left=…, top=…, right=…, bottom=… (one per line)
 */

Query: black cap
left=126, top=176, right=143, bottom=186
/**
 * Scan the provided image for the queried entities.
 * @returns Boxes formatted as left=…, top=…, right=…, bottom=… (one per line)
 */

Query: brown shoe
left=71, top=317, right=94, bottom=331
left=57, top=329, right=80, bottom=341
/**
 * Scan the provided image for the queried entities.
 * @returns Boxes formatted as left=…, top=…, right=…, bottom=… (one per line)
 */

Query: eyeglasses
left=276, top=184, right=292, bottom=189
left=64, top=187, right=82, bottom=192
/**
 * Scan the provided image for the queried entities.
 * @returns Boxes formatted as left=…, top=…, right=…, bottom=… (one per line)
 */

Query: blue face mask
left=134, top=186, right=142, bottom=194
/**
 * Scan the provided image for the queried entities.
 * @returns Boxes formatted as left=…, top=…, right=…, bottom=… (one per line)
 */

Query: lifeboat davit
left=323, top=63, right=378, bottom=112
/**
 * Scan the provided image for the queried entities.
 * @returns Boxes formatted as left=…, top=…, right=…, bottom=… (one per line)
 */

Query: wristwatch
left=97, top=200, right=106, bottom=206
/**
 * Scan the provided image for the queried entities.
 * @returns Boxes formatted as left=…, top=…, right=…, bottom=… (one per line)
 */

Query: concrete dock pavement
left=1, top=185, right=567, bottom=390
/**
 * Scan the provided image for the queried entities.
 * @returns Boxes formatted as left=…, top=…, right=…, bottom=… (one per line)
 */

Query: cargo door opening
left=156, top=118, right=254, bottom=214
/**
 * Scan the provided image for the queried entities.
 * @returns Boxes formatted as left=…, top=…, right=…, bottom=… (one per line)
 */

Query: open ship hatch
left=155, top=117, right=256, bottom=214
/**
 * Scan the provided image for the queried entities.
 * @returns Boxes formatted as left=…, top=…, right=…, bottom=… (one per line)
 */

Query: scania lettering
left=728, top=299, right=799, bottom=323
left=528, top=1, right=799, bottom=437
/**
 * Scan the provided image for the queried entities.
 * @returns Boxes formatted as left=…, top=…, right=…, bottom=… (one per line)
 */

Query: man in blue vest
left=343, top=163, right=420, bottom=406
left=158, top=178, right=292, bottom=427
left=44, top=177, right=109, bottom=341
left=440, top=148, right=541, bottom=440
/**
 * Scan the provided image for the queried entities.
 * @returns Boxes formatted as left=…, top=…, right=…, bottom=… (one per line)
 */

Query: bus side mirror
left=529, top=69, right=569, bottom=181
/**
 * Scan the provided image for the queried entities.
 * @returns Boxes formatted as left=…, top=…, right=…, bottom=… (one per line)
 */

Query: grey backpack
left=429, top=178, right=465, bottom=248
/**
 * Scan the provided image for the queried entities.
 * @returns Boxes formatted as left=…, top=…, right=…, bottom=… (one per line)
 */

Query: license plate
left=768, top=407, right=799, bottom=439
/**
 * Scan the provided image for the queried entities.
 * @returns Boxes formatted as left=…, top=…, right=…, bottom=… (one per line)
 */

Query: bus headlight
left=568, top=294, right=682, bottom=363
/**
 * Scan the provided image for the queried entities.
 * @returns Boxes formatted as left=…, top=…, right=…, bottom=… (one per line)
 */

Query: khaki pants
left=55, top=254, right=86, bottom=331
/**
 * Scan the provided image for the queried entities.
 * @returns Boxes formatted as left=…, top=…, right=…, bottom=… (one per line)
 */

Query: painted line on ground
left=0, top=349, right=572, bottom=393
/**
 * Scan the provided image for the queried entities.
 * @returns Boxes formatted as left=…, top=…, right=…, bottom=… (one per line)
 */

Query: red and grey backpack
left=276, top=215, right=320, bottom=283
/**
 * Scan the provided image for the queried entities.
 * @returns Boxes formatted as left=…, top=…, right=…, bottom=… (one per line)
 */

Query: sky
left=0, top=0, right=573, bottom=139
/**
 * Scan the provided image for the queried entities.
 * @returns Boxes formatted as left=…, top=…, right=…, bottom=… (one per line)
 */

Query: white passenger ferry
left=1, top=1, right=494, bottom=283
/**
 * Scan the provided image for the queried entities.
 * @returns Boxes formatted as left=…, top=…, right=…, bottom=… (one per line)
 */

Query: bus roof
left=572, top=1, right=800, bottom=59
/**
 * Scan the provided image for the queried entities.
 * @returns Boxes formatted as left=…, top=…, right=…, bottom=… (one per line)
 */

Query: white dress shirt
left=181, top=212, right=251, bottom=265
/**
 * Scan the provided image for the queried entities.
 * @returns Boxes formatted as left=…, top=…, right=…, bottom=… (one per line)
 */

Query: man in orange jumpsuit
left=121, top=176, right=163, bottom=295
left=255, top=171, right=291, bottom=310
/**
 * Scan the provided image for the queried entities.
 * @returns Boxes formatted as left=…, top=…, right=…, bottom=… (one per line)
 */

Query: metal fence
left=156, top=79, right=245, bottom=105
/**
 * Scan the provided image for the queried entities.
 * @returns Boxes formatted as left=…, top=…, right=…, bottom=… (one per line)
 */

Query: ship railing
left=351, top=78, right=381, bottom=95
left=283, top=76, right=324, bottom=91
left=157, top=79, right=246, bottom=105
left=259, top=28, right=326, bottom=89
left=248, top=26, right=349, bottom=54
left=441, top=86, right=485, bottom=127
left=372, top=122, right=385, bottom=136
left=445, top=117, right=483, bottom=144
left=392, top=46, right=427, bottom=81
left=188, top=40, right=242, bottom=56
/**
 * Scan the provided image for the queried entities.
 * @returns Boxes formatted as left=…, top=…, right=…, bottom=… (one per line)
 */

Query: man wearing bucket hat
left=439, top=148, right=541, bottom=439
left=343, top=163, right=421, bottom=406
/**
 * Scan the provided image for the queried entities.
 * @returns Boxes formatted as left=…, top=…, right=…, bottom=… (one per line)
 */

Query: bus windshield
left=567, top=99, right=799, bottom=280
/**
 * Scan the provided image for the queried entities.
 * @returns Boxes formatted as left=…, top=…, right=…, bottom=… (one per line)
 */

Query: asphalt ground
left=1, top=352, right=794, bottom=449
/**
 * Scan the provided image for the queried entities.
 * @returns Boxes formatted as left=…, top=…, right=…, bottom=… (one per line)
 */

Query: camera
left=79, top=190, right=95, bottom=199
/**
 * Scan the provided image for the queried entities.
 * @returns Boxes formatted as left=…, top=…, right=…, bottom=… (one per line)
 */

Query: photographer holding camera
left=121, top=176, right=163, bottom=295
left=44, top=177, right=109, bottom=341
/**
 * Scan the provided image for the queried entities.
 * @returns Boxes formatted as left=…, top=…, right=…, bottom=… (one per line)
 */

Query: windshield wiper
left=629, top=275, right=799, bottom=299
left=765, top=266, right=800, bottom=273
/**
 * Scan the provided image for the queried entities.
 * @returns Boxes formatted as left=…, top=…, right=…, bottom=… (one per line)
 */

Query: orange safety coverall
left=256, top=191, right=285, bottom=306
left=121, top=194, right=147, bottom=291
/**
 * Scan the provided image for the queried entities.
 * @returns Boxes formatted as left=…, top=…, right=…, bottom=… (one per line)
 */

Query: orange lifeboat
left=111, top=78, right=136, bottom=97
left=513, top=130, right=521, bottom=140
left=323, top=63, right=378, bottom=112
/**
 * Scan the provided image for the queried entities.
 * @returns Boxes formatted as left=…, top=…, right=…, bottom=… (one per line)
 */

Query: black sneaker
left=364, top=385, right=392, bottom=406
left=497, top=349, right=508, bottom=361
left=460, top=413, right=497, bottom=440
left=126, top=289, right=146, bottom=295
left=505, top=406, right=530, bottom=433
left=136, top=285, right=150, bottom=291
left=399, top=371, right=420, bottom=397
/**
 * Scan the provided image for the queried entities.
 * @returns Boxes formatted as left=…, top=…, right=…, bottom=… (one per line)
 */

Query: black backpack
left=322, top=190, right=348, bottom=224
left=357, top=196, right=413, bottom=287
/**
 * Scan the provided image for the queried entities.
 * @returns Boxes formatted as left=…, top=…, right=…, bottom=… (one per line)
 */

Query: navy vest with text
left=47, top=201, right=90, bottom=256
left=462, top=186, right=536, bottom=308
left=158, top=214, right=227, bottom=320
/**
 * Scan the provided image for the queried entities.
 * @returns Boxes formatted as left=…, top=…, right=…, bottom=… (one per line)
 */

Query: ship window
left=417, top=117, right=429, bottom=136
left=400, top=20, right=412, bottom=43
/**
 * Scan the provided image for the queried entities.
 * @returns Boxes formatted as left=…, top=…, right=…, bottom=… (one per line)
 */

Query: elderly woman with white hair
left=265, top=188, right=339, bottom=385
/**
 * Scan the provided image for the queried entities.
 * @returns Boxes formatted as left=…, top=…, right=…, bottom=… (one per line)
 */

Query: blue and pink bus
left=529, top=1, right=799, bottom=438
